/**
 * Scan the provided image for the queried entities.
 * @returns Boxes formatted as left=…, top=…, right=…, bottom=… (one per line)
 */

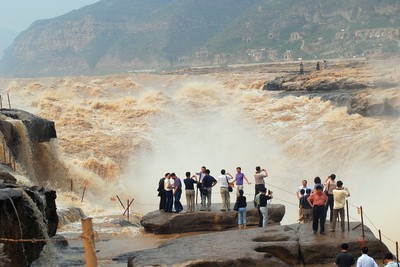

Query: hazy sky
left=0, top=0, right=100, bottom=32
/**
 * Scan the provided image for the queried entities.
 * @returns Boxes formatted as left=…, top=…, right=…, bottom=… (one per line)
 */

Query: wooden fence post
left=81, top=217, right=98, bottom=267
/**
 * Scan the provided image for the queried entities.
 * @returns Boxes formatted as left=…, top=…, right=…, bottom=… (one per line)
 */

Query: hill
left=1, top=0, right=400, bottom=77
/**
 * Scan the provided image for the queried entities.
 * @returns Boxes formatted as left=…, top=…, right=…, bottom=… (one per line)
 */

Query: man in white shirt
left=356, top=247, right=378, bottom=267
left=296, top=180, right=312, bottom=199
left=218, top=169, right=233, bottom=211
left=163, top=174, right=173, bottom=212
left=330, top=180, right=350, bottom=232
left=384, top=253, right=399, bottom=267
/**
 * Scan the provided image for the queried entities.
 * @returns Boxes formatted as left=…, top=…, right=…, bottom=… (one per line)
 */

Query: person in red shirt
left=308, top=184, right=328, bottom=235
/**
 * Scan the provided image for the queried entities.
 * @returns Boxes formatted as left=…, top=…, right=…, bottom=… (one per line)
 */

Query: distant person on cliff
left=254, top=166, right=268, bottom=207
left=259, top=187, right=273, bottom=227
left=330, top=180, right=350, bottom=232
left=157, top=173, right=169, bottom=210
left=324, top=174, right=337, bottom=223
left=316, top=61, right=321, bottom=71
left=324, top=60, right=328, bottom=69
left=196, top=166, right=207, bottom=204
left=163, top=173, right=174, bottom=213
left=356, top=246, right=378, bottom=267
left=307, top=184, right=328, bottom=235
left=335, top=243, right=355, bottom=267
left=299, top=61, right=304, bottom=74
left=384, top=252, right=399, bottom=267
left=218, top=169, right=233, bottom=211
left=236, top=189, right=247, bottom=230
left=254, top=188, right=263, bottom=227
left=201, top=169, right=217, bottom=211
left=232, top=167, right=251, bottom=196
left=171, top=173, right=183, bottom=213
left=299, top=188, right=312, bottom=223
left=183, top=171, right=197, bottom=213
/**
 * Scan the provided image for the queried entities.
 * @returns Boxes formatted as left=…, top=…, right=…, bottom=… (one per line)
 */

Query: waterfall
left=8, top=120, right=38, bottom=183
left=5, top=195, right=27, bottom=264
left=20, top=190, right=58, bottom=267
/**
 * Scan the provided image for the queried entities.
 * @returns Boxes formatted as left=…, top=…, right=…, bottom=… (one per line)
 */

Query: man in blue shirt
left=171, top=173, right=183, bottom=213
left=201, top=169, right=217, bottom=211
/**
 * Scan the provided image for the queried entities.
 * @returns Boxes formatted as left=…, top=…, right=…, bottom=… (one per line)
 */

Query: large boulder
left=0, top=185, right=58, bottom=267
left=0, top=109, right=57, bottom=148
left=264, top=74, right=369, bottom=92
left=121, top=223, right=390, bottom=267
left=141, top=203, right=285, bottom=234
left=347, top=90, right=400, bottom=117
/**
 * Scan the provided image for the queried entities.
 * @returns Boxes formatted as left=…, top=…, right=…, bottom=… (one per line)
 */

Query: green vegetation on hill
left=1, top=0, right=400, bottom=76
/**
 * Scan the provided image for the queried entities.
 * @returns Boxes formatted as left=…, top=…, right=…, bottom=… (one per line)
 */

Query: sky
left=0, top=0, right=100, bottom=32
left=0, top=0, right=100, bottom=56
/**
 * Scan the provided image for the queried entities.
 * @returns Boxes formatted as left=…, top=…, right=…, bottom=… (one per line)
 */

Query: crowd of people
left=335, top=243, right=398, bottom=267
left=297, top=174, right=350, bottom=235
left=156, top=169, right=398, bottom=266
left=157, top=165, right=272, bottom=229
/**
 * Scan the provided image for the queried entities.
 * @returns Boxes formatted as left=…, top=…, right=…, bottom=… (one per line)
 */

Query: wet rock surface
left=120, top=222, right=389, bottom=267
left=0, top=109, right=57, bottom=144
left=141, top=203, right=285, bottom=234
left=0, top=184, right=58, bottom=267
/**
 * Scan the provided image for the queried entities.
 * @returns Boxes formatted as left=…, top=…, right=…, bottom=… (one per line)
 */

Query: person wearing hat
left=324, top=174, right=336, bottom=222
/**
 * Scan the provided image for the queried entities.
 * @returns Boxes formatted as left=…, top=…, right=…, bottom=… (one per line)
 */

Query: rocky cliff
left=0, top=109, right=59, bottom=266
left=117, top=223, right=390, bottom=266
left=1, top=0, right=400, bottom=77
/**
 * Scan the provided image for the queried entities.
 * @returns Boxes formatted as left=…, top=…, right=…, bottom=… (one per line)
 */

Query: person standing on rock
left=313, top=176, right=323, bottom=191
left=307, top=184, right=328, bottom=235
left=324, top=174, right=337, bottom=223
left=164, top=173, right=174, bottom=213
left=298, top=189, right=305, bottom=223
left=297, top=179, right=312, bottom=199
left=218, top=169, right=233, bottom=211
left=196, top=166, right=207, bottom=204
left=232, top=167, right=251, bottom=196
left=356, top=247, right=378, bottom=267
left=335, top=243, right=355, bottom=267
left=236, top=189, right=247, bottom=230
left=299, top=61, right=304, bottom=74
left=259, top=187, right=273, bottom=227
left=254, top=166, right=268, bottom=207
left=201, top=169, right=217, bottom=211
left=330, top=180, right=350, bottom=232
left=171, top=173, right=183, bottom=213
left=254, top=188, right=263, bottom=227
left=183, top=171, right=197, bottom=213
left=300, top=188, right=313, bottom=224
left=157, top=173, right=169, bottom=210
